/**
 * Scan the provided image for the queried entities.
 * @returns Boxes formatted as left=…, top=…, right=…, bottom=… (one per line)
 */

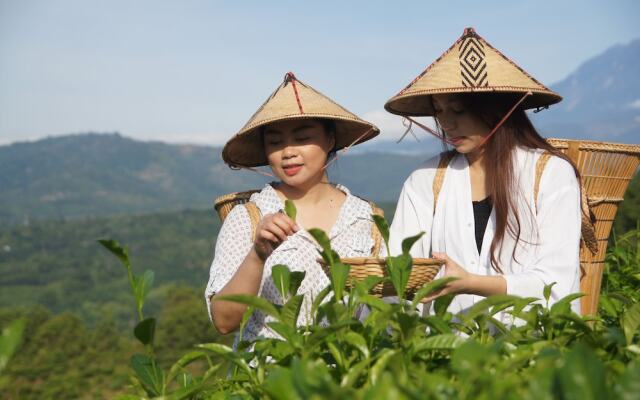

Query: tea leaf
left=281, top=295, right=304, bottom=327
left=550, top=293, right=584, bottom=315
left=308, top=228, right=334, bottom=265
left=134, top=270, right=154, bottom=316
left=134, top=317, right=156, bottom=346
left=217, top=294, right=280, bottom=319
left=556, top=343, right=608, bottom=400
left=98, top=239, right=131, bottom=268
left=289, top=271, right=306, bottom=296
left=272, top=264, right=291, bottom=300
left=414, top=334, right=465, bottom=351
left=386, top=254, right=412, bottom=300
left=411, top=277, right=458, bottom=308
left=198, top=343, right=252, bottom=376
left=543, top=282, right=556, bottom=303
left=329, top=262, right=351, bottom=301
left=130, top=354, right=164, bottom=397
left=0, top=318, right=25, bottom=374
left=166, top=350, right=207, bottom=384
left=284, top=199, right=297, bottom=220
left=372, top=215, right=390, bottom=246
left=343, top=331, right=370, bottom=359
left=401, top=231, right=424, bottom=255
left=623, top=303, right=640, bottom=345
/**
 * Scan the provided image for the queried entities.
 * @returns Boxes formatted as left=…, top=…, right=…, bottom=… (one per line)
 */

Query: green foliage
left=0, top=209, right=220, bottom=328
left=0, top=318, right=24, bottom=374
left=101, top=217, right=640, bottom=399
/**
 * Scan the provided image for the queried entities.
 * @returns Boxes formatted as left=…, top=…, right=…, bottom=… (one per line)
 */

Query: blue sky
left=1, top=0, right=639, bottom=146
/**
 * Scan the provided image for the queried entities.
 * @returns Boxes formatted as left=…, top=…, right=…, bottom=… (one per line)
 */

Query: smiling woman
left=205, top=73, right=381, bottom=344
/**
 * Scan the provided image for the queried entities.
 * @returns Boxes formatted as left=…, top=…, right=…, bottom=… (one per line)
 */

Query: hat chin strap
left=399, top=91, right=533, bottom=148
left=322, top=127, right=375, bottom=171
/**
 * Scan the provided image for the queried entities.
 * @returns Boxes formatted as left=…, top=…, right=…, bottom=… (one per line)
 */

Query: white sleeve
left=204, top=205, right=254, bottom=322
left=503, top=158, right=582, bottom=310
left=389, top=159, right=438, bottom=257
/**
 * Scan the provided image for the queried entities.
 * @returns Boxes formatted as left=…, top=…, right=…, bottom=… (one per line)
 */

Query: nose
left=281, top=143, right=296, bottom=159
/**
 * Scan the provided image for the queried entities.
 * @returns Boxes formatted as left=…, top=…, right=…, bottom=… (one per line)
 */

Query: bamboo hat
left=385, top=27, right=562, bottom=117
left=223, top=72, right=380, bottom=167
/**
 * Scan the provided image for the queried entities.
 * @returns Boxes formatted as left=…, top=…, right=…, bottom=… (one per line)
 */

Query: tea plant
left=99, top=216, right=640, bottom=399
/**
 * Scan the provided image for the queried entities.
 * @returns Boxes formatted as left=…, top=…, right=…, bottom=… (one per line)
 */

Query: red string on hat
left=323, top=127, right=375, bottom=171
left=285, top=72, right=304, bottom=114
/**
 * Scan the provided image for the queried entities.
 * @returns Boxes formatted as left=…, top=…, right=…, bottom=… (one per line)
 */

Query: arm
left=206, top=207, right=297, bottom=334
left=426, top=158, right=581, bottom=305
left=389, top=168, right=436, bottom=257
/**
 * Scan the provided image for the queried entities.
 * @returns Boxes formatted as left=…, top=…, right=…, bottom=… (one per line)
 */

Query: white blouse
left=389, top=146, right=582, bottom=320
left=205, top=183, right=378, bottom=345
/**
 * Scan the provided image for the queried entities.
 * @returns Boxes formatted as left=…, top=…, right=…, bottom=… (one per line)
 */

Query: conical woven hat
left=223, top=72, right=379, bottom=167
left=385, top=28, right=562, bottom=116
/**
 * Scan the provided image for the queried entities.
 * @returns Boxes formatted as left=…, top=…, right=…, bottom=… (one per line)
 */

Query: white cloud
left=629, top=99, right=640, bottom=109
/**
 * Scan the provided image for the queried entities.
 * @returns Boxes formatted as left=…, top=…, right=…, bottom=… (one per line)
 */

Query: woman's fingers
left=432, top=252, right=447, bottom=261
left=272, top=214, right=297, bottom=236
left=266, top=221, right=288, bottom=242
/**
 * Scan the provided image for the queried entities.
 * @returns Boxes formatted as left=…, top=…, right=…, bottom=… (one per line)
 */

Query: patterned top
left=205, top=183, right=379, bottom=345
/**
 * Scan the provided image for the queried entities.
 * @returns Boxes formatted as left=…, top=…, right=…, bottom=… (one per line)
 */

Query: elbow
left=210, top=302, right=238, bottom=335
left=213, top=321, right=235, bottom=335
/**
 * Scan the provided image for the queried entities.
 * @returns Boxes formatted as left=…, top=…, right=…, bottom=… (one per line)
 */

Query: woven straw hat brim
left=385, top=88, right=562, bottom=117
left=222, top=114, right=379, bottom=168
left=222, top=73, right=379, bottom=168
left=385, top=28, right=562, bottom=117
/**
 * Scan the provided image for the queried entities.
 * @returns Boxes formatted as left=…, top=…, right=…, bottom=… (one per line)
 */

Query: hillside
left=0, top=202, right=397, bottom=326
left=0, top=133, right=426, bottom=224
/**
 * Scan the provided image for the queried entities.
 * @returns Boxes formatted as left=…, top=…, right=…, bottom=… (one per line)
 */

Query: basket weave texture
left=547, top=138, right=640, bottom=315
left=320, top=257, right=444, bottom=298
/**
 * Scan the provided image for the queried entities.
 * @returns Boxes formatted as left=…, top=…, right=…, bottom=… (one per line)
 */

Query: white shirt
left=389, top=146, right=582, bottom=320
left=205, top=183, right=378, bottom=345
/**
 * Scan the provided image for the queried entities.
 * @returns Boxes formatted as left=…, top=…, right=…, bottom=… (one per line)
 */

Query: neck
left=465, top=148, right=486, bottom=172
left=276, top=172, right=333, bottom=204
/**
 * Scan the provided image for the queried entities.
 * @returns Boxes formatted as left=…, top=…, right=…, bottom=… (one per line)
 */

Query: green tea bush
left=100, top=216, right=640, bottom=400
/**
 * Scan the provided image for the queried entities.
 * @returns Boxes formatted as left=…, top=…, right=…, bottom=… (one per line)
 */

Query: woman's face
left=263, top=119, right=335, bottom=188
left=432, top=94, right=491, bottom=154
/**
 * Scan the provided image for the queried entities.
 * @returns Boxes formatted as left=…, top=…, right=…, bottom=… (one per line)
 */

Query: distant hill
left=532, top=38, right=640, bottom=143
left=0, top=133, right=426, bottom=224
left=0, top=203, right=395, bottom=326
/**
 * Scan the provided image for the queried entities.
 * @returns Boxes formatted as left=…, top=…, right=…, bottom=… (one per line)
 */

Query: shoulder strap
left=534, top=152, right=552, bottom=213
left=244, top=201, right=262, bottom=242
left=534, top=151, right=598, bottom=255
left=432, top=151, right=456, bottom=215
left=368, top=201, right=385, bottom=257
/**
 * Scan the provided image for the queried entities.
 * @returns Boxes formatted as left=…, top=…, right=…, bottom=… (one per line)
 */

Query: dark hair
left=435, top=93, right=581, bottom=273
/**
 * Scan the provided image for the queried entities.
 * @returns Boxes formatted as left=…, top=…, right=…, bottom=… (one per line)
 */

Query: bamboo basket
left=320, top=257, right=444, bottom=298
left=214, top=190, right=259, bottom=221
left=547, top=138, right=640, bottom=316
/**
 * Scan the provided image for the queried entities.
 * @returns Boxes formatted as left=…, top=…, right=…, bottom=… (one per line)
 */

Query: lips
left=448, top=136, right=466, bottom=146
left=282, top=164, right=303, bottom=176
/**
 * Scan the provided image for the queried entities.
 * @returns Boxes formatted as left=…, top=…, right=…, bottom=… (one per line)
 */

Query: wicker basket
left=213, top=190, right=259, bottom=222
left=547, top=138, right=640, bottom=316
left=320, top=257, right=444, bottom=298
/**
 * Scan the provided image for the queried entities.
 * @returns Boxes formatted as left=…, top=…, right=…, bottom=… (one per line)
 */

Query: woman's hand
left=422, top=252, right=507, bottom=302
left=253, top=212, right=299, bottom=261
left=422, top=252, right=471, bottom=302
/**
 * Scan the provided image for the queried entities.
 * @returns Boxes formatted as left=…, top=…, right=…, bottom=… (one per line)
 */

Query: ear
left=325, top=131, right=336, bottom=153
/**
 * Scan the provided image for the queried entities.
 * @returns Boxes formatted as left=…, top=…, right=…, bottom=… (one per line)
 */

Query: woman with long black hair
left=386, top=28, right=584, bottom=320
